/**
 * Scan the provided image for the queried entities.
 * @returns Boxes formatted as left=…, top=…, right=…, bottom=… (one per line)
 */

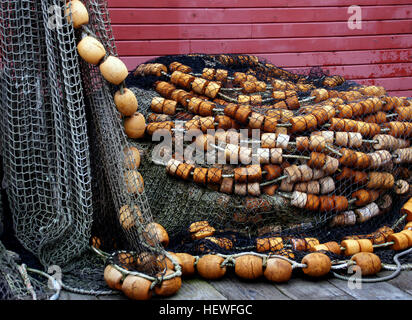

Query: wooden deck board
left=382, top=270, right=412, bottom=295
left=160, top=278, right=227, bottom=300
left=273, top=276, right=354, bottom=300
left=59, top=271, right=412, bottom=300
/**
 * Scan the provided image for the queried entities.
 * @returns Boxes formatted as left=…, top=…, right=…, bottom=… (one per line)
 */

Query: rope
left=332, top=247, right=412, bottom=283
left=25, top=267, right=62, bottom=300
left=17, top=264, right=37, bottom=300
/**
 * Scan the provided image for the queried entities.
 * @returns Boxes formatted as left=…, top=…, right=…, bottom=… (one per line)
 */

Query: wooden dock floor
left=59, top=270, right=412, bottom=301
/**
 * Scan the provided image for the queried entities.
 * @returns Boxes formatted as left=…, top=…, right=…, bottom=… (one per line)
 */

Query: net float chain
left=77, top=36, right=134, bottom=101
left=148, top=89, right=412, bottom=140
left=169, top=88, right=407, bottom=131
left=141, top=61, right=400, bottom=108
left=145, top=62, right=386, bottom=105
left=105, top=250, right=387, bottom=293
left=68, top=0, right=139, bottom=118
left=104, top=227, right=411, bottom=300
left=67, top=1, right=128, bottom=85
left=104, top=264, right=182, bottom=300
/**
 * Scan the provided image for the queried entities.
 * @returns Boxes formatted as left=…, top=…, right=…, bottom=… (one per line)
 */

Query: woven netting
left=0, top=0, right=411, bottom=300
left=124, top=54, right=412, bottom=265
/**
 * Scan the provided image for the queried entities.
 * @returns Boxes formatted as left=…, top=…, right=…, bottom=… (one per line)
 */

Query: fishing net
left=0, top=0, right=411, bottom=301
left=122, top=53, right=412, bottom=287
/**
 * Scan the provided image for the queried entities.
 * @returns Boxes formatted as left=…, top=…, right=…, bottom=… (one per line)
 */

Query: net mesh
left=0, top=1, right=411, bottom=300
left=125, top=54, right=412, bottom=263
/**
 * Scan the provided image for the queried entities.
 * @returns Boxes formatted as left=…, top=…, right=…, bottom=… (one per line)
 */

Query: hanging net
left=0, top=0, right=411, bottom=300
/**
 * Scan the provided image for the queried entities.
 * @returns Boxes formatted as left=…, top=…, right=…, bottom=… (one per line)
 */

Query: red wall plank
left=109, top=6, right=412, bottom=24
left=107, top=0, right=412, bottom=8
left=115, top=35, right=412, bottom=56
left=112, top=20, right=412, bottom=40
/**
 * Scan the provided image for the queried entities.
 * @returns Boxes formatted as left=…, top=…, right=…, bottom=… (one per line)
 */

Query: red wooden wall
left=107, top=0, right=412, bottom=96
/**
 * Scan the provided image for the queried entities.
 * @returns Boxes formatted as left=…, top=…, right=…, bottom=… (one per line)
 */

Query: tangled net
left=0, top=0, right=411, bottom=300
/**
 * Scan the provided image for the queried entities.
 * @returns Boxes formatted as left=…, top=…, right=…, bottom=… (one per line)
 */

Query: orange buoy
left=115, top=89, right=138, bottom=116
left=77, top=36, right=106, bottom=65
left=264, top=258, right=292, bottom=283
left=175, top=253, right=196, bottom=277
left=196, top=255, right=226, bottom=280
left=124, top=112, right=146, bottom=139
left=301, top=252, right=331, bottom=277
left=124, top=170, right=144, bottom=194
left=154, top=270, right=182, bottom=297
left=100, top=55, right=129, bottom=85
left=119, top=204, right=141, bottom=230
left=351, top=252, right=381, bottom=276
left=65, top=0, right=89, bottom=29
left=144, top=222, right=169, bottom=248
left=104, top=265, right=124, bottom=291
left=123, top=146, right=141, bottom=170
left=234, top=255, right=263, bottom=280
left=121, top=275, right=152, bottom=300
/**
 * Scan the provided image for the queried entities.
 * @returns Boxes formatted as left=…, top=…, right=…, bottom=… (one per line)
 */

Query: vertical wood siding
left=107, top=0, right=412, bottom=96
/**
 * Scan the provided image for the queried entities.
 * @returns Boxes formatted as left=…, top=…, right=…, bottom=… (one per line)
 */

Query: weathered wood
left=207, top=273, right=290, bottom=300
left=382, top=270, right=412, bottom=295
left=109, top=7, right=412, bottom=24
left=162, top=278, right=227, bottom=300
left=108, top=0, right=412, bottom=8
left=273, top=276, right=354, bottom=300
left=58, top=272, right=412, bottom=300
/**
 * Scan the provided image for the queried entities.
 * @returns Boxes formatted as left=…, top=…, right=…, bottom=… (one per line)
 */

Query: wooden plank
left=115, top=35, right=412, bottom=56
left=328, top=276, right=412, bottom=300
left=272, top=276, right=354, bottom=300
left=387, top=90, right=412, bottom=97
left=189, top=35, right=412, bottom=54
left=108, top=6, right=412, bottom=24
left=162, top=278, right=227, bottom=300
left=207, top=273, right=290, bottom=300
left=108, top=1, right=412, bottom=9
left=381, top=270, right=412, bottom=295
left=112, top=20, right=412, bottom=40
left=287, top=63, right=412, bottom=80
left=118, top=49, right=412, bottom=70
left=59, top=291, right=100, bottom=300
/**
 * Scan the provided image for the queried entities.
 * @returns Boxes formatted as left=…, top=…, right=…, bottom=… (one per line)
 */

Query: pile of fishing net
left=0, top=0, right=411, bottom=300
